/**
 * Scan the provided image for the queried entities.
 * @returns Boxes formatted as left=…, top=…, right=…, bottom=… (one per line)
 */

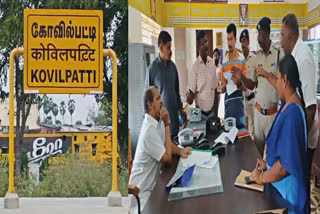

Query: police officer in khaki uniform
left=232, top=17, right=282, bottom=157
left=239, top=29, right=256, bottom=140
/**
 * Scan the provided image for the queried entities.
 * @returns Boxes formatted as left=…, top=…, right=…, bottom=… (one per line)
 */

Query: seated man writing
left=250, top=55, right=308, bottom=214
left=129, top=86, right=191, bottom=213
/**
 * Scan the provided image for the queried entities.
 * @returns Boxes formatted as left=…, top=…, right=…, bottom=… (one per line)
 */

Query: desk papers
left=224, top=71, right=237, bottom=95
left=198, top=155, right=218, bottom=169
left=168, top=154, right=223, bottom=201
left=181, top=150, right=213, bottom=168
left=234, top=170, right=264, bottom=192
left=215, top=126, right=238, bottom=144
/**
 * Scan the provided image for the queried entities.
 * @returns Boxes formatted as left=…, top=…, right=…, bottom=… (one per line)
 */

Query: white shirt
left=292, top=38, right=319, bottom=149
left=129, top=114, right=166, bottom=212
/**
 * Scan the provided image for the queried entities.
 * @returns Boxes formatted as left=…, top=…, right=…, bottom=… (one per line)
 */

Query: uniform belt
left=256, top=102, right=277, bottom=116
left=245, top=93, right=255, bottom=101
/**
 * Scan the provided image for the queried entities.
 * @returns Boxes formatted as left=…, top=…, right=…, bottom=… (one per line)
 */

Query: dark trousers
left=168, top=110, right=179, bottom=139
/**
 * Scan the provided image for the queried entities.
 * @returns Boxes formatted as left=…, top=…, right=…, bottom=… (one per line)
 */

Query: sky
left=2, top=79, right=100, bottom=125
left=39, top=94, right=100, bottom=125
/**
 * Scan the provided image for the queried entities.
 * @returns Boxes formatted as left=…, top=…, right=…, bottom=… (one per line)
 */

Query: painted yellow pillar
left=8, top=47, right=24, bottom=193
left=103, top=49, right=119, bottom=191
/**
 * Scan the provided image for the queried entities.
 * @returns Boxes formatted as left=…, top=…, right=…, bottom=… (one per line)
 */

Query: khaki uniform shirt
left=253, top=44, right=282, bottom=109
left=244, top=52, right=256, bottom=97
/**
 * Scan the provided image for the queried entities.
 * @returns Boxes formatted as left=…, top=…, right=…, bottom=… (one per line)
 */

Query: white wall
left=129, top=5, right=161, bottom=47
left=129, top=6, right=143, bottom=44
left=0, top=100, right=39, bottom=129
left=308, top=0, right=320, bottom=12
left=174, top=28, right=188, bottom=98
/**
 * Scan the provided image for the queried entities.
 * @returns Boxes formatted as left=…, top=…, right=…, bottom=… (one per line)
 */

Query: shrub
left=0, top=153, right=128, bottom=197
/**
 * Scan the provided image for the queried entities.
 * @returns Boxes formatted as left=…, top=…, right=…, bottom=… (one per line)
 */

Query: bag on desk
left=165, top=165, right=195, bottom=191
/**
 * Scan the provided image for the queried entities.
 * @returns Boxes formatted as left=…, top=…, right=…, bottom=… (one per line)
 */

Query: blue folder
left=165, top=164, right=195, bottom=191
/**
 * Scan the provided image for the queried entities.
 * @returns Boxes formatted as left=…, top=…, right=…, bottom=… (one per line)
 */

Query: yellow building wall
left=129, top=1, right=320, bottom=29
left=67, top=132, right=115, bottom=161
left=0, top=132, right=116, bottom=165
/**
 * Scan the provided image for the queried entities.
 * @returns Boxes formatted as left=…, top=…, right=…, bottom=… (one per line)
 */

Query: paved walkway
left=0, top=197, right=129, bottom=214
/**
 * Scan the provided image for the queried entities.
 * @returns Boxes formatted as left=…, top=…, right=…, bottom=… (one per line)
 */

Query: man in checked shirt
left=186, top=30, right=219, bottom=118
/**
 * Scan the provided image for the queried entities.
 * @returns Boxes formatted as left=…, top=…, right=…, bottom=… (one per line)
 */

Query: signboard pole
left=4, top=47, right=24, bottom=209
left=104, top=49, right=122, bottom=207
left=4, top=9, right=122, bottom=209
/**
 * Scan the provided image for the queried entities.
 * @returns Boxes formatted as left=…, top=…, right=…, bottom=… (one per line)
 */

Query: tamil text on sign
left=24, top=9, right=103, bottom=94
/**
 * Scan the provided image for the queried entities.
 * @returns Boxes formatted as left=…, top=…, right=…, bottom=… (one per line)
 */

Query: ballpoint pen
left=257, top=158, right=264, bottom=173
left=257, top=158, right=265, bottom=185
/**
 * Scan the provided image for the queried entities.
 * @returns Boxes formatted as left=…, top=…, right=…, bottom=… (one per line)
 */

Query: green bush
left=0, top=154, right=128, bottom=197
left=0, top=160, right=9, bottom=197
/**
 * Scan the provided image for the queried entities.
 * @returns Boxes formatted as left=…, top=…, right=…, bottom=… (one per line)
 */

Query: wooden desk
left=142, top=136, right=290, bottom=214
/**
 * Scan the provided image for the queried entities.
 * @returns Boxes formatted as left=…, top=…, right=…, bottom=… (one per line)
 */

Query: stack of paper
left=166, top=165, right=195, bottom=190
left=197, top=155, right=219, bottom=168
left=168, top=155, right=224, bottom=201
left=166, top=167, right=186, bottom=188
left=214, top=126, right=238, bottom=144
left=181, top=150, right=212, bottom=168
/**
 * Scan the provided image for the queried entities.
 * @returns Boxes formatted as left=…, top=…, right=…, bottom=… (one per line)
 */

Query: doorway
left=196, top=30, right=213, bottom=58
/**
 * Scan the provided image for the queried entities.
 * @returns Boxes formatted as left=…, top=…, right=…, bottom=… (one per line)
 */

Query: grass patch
left=0, top=154, right=128, bottom=197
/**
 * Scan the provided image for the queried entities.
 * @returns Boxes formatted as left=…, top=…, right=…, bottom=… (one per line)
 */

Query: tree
left=0, top=0, right=128, bottom=175
left=87, top=106, right=98, bottom=125
left=47, top=0, right=128, bottom=158
left=59, top=101, right=66, bottom=124
left=0, top=0, right=47, bottom=176
left=75, top=121, right=82, bottom=125
left=88, top=99, right=124, bottom=127
left=44, top=116, right=53, bottom=125
left=95, top=0, right=128, bottom=158
left=36, top=96, right=43, bottom=123
left=68, top=99, right=75, bottom=125
left=52, top=103, right=59, bottom=124
left=43, top=96, right=53, bottom=122
left=55, top=119, right=62, bottom=126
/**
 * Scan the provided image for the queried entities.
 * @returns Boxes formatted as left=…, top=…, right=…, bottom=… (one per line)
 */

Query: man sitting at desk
left=129, top=86, right=191, bottom=213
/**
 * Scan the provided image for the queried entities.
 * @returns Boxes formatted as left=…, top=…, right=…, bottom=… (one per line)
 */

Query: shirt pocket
left=197, top=75, right=206, bottom=93
left=269, top=59, right=278, bottom=75
left=210, top=71, right=217, bottom=91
